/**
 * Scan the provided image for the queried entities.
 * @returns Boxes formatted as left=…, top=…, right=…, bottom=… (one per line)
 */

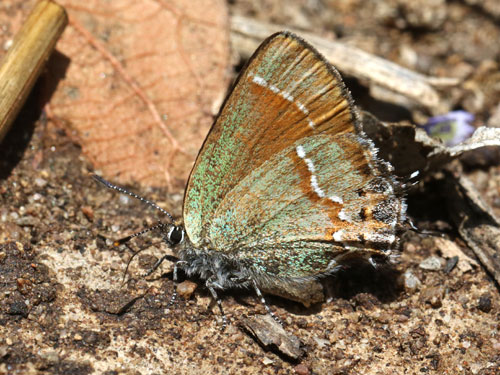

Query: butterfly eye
left=168, top=225, right=184, bottom=245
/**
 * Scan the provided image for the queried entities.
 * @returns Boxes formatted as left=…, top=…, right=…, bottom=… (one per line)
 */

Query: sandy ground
left=1, top=0, right=499, bottom=374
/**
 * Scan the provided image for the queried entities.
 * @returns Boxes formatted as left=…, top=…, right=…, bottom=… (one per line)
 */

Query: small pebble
left=119, top=194, right=130, bottom=205
left=313, top=337, right=330, bottom=349
left=420, top=286, right=445, bottom=308
left=34, top=177, right=47, bottom=187
left=31, top=193, right=42, bottom=202
left=8, top=300, right=28, bottom=317
left=492, top=340, right=500, bottom=351
left=81, top=206, right=94, bottom=221
left=176, top=281, right=197, bottom=299
left=294, top=363, right=310, bottom=375
left=262, top=357, right=274, bottom=365
left=419, top=256, right=443, bottom=271
left=444, top=256, right=458, bottom=274
left=40, top=350, right=59, bottom=363
left=397, top=0, right=446, bottom=30
left=477, top=294, right=492, bottom=313
left=396, top=314, right=409, bottom=323
left=404, top=270, right=421, bottom=290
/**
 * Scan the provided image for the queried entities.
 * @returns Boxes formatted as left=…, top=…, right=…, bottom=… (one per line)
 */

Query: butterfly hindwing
left=183, top=32, right=405, bottom=299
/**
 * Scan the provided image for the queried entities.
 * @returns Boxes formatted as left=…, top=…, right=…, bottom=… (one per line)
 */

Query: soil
left=1, top=1, right=499, bottom=374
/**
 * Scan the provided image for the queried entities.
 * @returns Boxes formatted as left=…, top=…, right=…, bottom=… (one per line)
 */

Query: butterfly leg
left=166, top=260, right=188, bottom=307
left=143, top=254, right=179, bottom=277
left=251, top=279, right=283, bottom=326
left=205, top=277, right=228, bottom=330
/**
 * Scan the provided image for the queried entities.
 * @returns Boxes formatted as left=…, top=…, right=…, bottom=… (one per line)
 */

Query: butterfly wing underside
left=183, top=32, right=405, bottom=302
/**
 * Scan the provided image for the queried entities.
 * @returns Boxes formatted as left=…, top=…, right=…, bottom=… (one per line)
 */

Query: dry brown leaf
left=43, top=0, right=229, bottom=191
left=0, top=2, right=32, bottom=36
left=0, top=1, right=229, bottom=191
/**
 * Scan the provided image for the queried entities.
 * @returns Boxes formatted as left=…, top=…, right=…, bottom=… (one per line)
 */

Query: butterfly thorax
left=176, top=241, right=255, bottom=291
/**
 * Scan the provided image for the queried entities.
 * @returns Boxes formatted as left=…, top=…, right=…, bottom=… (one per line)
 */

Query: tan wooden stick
left=0, top=0, right=67, bottom=142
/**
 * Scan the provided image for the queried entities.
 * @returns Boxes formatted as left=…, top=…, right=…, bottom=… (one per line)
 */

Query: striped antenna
left=113, top=222, right=169, bottom=247
left=93, top=174, right=174, bottom=222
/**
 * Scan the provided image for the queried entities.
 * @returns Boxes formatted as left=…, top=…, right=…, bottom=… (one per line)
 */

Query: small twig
left=0, top=0, right=67, bottom=142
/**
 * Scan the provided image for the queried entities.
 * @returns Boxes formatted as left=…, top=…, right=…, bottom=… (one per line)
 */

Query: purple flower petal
left=422, top=110, right=475, bottom=146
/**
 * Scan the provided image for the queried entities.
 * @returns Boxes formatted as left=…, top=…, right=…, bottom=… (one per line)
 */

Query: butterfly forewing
left=183, top=32, right=404, bottom=280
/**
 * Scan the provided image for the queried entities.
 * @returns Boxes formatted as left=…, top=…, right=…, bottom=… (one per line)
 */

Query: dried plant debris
left=444, top=174, right=500, bottom=286
left=241, top=314, right=304, bottom=360
left=432, top=237, right=478, bottom=273
left=429, top=126, right=500, bottom=158
left=360, top=110, right=500, bottom=177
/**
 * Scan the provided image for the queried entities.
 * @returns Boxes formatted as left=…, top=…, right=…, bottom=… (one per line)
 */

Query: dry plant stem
left=0, top=0, right=67, bottom=143
left=230, top=15, right=458, bottom=114
left=449, top=175, right=500, bottom=286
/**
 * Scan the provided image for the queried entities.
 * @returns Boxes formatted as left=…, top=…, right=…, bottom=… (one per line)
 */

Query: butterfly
left=95, top=31, right=406, bottom=326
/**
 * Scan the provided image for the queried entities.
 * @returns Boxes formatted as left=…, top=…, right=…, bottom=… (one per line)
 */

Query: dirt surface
left=1, top=1, right=500, bottom=374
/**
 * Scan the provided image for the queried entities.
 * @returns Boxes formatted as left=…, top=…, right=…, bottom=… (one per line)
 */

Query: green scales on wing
left=183, top=32, right=404, bottom=288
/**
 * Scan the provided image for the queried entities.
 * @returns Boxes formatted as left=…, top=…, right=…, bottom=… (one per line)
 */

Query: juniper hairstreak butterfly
left=94, top=31, right=406, bottom=326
